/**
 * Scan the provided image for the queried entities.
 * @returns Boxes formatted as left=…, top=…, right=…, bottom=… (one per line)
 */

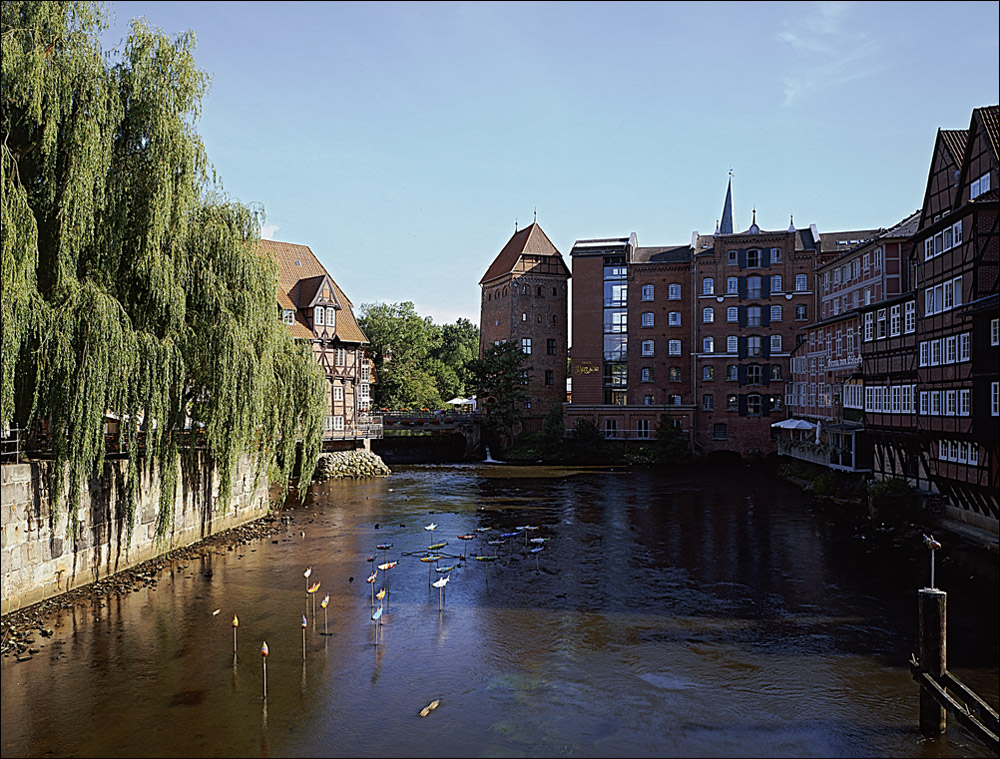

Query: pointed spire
left=515, top=218, right=518, bottom=232
left=749, top=207, right=759, bottom=234
left=533, top=207, right=537, bottom=224
left=788, top=215, right=795, bottom=233
left=719, top=173, right=734, bottom=234
left=714, top=219, right=721, bottom=236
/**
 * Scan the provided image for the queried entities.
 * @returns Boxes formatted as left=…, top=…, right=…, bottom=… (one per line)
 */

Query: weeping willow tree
left=1, top=1, right=326, bottom=544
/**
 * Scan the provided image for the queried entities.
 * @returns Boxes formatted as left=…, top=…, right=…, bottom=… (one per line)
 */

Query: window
left=314, top=307, right=325, bottom=326
left=890, top=305, right=900, bottom=336
left=703, top=366, right=714, bottom=381
left=636, top=419, right=650, bottom=439
left=727, top=276, right=738, bottom=294
left=876, top=308, right=887, bottom=339
left=770, top=335, right=782, bottom=353
left=747, top=365, right=762, bottom=385
left=668, top=367, right=682, bottom=382
left=668, top=311, right=682, bottom=326
left=727, top=249, right=738, bottom=265
left=333, top=415, right=345, bottom=432
left=770, top=364, right=782, bottom=381
left=668, top=339, right=682, bottom=355
left=282, top=309, right=295, bottom=325
left=971, top=171, right=991, bottom=199
left=905, top=301, right=915, bottom=333
left=747, top=306, right=761, bottom=326
left=521, top=338, right=532, bottom=354
left=746, top=394, right=762, bottom=415
left=702, top=278, right=714, bottom=295
left=727, top=364, right=738, bottom=381
left=747, top=276, right=762, bottom=298
left=747, top=249, right=761, bottom=267
left=771, top=247, right=782, bottom=263
left=727, top=394, right=738, bottom=411
left=702, top=337, right=715, bottom=353
left=946, top=390, right=957, bottom=416
left=992, top=318, right=999, bottom=346
left=960, top=389, right=971, bottom=416
left=703, top=307, right=715, bottom=323
left=748, top=336, right=762, bottom=357
left=771, top=274, right=782, bottom=293
left=336, top=348, right=347, bottom=367
left=641, top=367, right=653, bottom=382
left=945, top=336, right=957, bottom=364
left=703, top=394, right=715, bottom=410
left=668, top=283, right=681, bottom=300
left=644, top=395, right=654, bottom=405
left=931, top=340, right=941, bottom=365
left=795, top=274, right=808, bottom=291
left=727, top=306, right=738, bottom=322
left=992, top=382, right=999, bottom=416
left=796, top=304, right=807, bottom=321
left=641, top=312, right=655, bottom=327
left=536, top=285, right=543, bottom=296
left=670, top=395, right=682, bottom=406
left=641, top=340, right=654, bottom=357
left=726, top=335, right=738, bottom=353
left=605, top=419, right=618, bottom=439
left=547, top=338, right=557, bottom=355
left=641, top=284, right=654, bottom=301
left=864, top=313, right=873, bottom=341
left=545, top=370, right=554, bottom=386
left=770, top=305, right=782, bottom=322
left=713, top=423, right=728, bottom=440
left=524, top=397, right=532, bottom=409
left=522, top=312, right=528, bottom=321
left=333, top=386, right=344, bottom=402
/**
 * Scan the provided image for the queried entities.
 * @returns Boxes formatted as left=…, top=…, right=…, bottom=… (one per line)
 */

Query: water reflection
left=1, top=464, right=996, bottom=758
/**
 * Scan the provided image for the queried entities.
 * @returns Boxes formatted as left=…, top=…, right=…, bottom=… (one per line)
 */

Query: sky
left=99, top=1, right=1000, bottom=326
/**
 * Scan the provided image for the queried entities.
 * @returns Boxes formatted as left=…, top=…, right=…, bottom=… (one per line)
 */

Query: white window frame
left=668, top=283, right=682, bottom=300
left=703, top=307, right=715, bottom=323
left=702, top=278, right=714, bottom=295
left=668, top=339, right=682, bottom=356
left=641, top=284, right=654, bottom=301
left=642, top=312, right=654, bottom=327
left=727, top=306, right=738, bottom=323
left=904, top=301, right=915, bottom=333
left=641, top=340, right=654, bottom=357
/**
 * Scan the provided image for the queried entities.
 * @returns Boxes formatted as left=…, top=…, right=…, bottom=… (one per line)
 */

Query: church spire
left=719, top=172, right=734, bottom=235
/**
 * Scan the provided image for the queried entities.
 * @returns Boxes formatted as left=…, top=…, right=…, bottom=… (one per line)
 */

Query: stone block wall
left=1, top=453, right=269, bottom=615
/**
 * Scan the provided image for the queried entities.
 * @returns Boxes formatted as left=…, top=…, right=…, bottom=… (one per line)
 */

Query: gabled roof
left=479, top=222, right=569, bottom=284
left=260, top=239, right=368, bottom=344
left=979, top=105, right=1000, bottom=162
left=939, top=129, right=969, bottom=168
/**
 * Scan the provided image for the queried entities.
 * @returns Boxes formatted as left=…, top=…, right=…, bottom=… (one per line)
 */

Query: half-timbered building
left=262, top=239, right=381, bottom=449
left=910, top=105, right=998, bottom=531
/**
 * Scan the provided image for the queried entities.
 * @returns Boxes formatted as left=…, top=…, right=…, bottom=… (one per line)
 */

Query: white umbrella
left=771, top=419, right=816, bottom=430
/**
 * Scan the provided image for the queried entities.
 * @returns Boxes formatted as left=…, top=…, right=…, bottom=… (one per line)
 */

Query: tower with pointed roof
left=479, top=221, right=571, bottom=436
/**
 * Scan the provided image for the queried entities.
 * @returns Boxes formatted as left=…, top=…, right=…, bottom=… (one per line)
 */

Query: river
left=1, top=463, right=997, bottom=758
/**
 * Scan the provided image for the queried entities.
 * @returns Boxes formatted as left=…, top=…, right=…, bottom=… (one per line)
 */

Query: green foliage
left=470, top=341, right=528, bottom=444
left=654, top=414, right=691, bottom=464
left=358, top=302, right=479, bottom=410
left=1, top=1, right=325, bottom=543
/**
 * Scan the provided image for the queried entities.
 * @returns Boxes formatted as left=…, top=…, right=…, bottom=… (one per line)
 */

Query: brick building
left=479, top=222, right=570, bottom=434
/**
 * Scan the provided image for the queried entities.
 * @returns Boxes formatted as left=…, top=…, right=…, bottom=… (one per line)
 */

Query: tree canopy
left=357, top=302, right=479, bottom=410
left=1, top=1, right=326, bottom=542
left=470, top=340, right=528, bottom=445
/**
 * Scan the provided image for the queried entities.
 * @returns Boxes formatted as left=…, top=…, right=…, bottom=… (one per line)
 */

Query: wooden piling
left=918, top=588, right=947, bottom=736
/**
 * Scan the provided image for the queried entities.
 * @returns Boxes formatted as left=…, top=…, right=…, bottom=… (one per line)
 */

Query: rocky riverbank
left=312, top=450, right=391, bottom=481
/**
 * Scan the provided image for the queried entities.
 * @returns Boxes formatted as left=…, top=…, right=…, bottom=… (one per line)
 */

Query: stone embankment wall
left=312, top=450, right=391, bottom=481
left=1, top=454, right=269, bottom=615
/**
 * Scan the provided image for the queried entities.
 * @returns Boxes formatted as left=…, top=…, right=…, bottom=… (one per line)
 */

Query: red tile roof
left=260, top=239, right=368, bottom=344
left=479, top=222, right=569, bottom=284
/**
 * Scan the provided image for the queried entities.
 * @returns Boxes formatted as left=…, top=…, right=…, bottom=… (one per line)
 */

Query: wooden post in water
left=918, top=587, right=947, bottom=736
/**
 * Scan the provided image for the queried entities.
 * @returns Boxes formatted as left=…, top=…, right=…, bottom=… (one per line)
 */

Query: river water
left=1, top=463, right=997, bottom=758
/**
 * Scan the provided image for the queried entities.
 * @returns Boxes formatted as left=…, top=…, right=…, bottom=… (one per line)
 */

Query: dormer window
left=282, top=309, right=295, bottom=325
left=315, top=307, right=324, bottom=326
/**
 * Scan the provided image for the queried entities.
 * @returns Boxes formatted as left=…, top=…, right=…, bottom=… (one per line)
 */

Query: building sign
left=827, top=355, right=861, bottom=369
left=573, top=361, right=600, bottom=376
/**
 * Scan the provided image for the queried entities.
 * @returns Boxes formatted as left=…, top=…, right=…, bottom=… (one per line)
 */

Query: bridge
left=372, top=411, right=484, bottom=463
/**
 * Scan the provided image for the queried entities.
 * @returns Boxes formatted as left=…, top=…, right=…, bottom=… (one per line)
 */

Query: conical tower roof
left=719, top=176, right=735, bottom=235
left=479, top=222, right=569, bottom=284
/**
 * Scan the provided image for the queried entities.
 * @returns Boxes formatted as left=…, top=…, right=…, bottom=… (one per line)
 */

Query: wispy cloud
left=777, top=2, right=881, bottom=105
left=260, top=223, right=279, bottom=240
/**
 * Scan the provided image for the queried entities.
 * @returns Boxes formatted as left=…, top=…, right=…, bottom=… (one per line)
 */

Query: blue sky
left=101, top=1, right=999, bottom=325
